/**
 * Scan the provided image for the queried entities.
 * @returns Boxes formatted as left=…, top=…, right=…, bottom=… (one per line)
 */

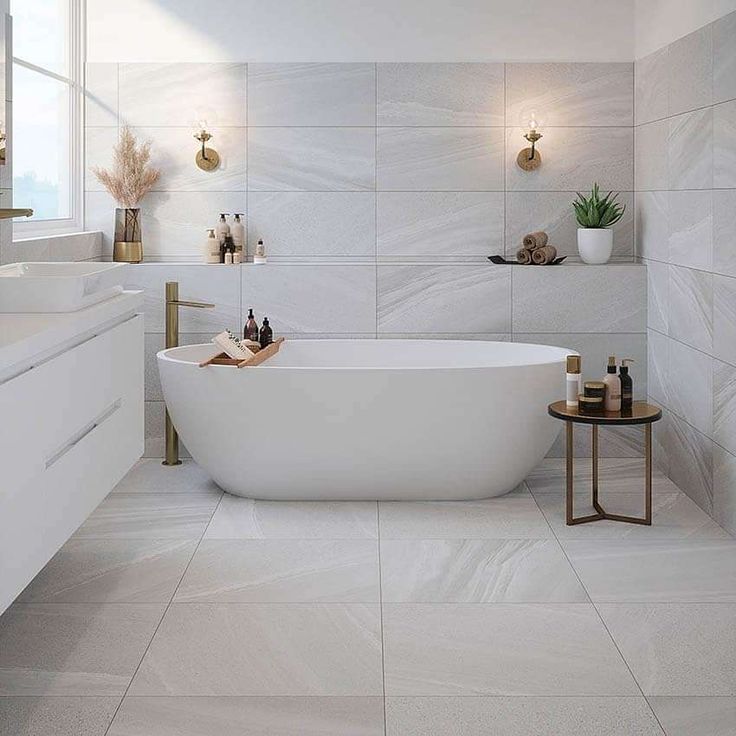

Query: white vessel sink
left=0, top=262, right=127, bottom=313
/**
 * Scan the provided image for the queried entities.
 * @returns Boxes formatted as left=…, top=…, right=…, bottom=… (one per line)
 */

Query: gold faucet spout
left=162, top=281, right=216, bottom=466
left=0, top=208, right=34, bottom=220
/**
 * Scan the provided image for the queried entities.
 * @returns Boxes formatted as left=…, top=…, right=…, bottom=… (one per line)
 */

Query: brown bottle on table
left=259, top=317, right=273, bottom=349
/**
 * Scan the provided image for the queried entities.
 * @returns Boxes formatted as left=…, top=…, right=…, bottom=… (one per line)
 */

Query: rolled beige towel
left=516, top=246, right=533, bottom=264
left=523, top=231, right=549, bottom=250
left=531, top=245, right=558, bottom=265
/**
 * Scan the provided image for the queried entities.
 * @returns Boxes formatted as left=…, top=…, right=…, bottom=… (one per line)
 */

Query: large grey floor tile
left=108, top=696, right=384, bottom=736
left=112, top=459, right=219, bottom=494
left=0, top=696, right=120, bottom=736
left=75, top=494, right=220, bottom=539
left=17, top=539, right=196, bottom=603
left=647, top=696, right=736, bottom=736
left=535, top=492, right=729, bottom=540
left=526, top=458, right=679, bottom=495
left=0, top=604, right=165, bottom=695
left=380, top=539, right=586, bottom=602
left=598, top=604, right=736, bottom=695
left=128, top=603, right=382, bottom=695
left=175, top=540, right=379, bottom=602
left=379, top=498, right=552, bottom=539
left=205, top=496, right=377, bottom=539
left=382, top=603, right=638, bottom=695
left=563, top=539, right=736, bottom=602
left=385, top=696, right=663, bottom=736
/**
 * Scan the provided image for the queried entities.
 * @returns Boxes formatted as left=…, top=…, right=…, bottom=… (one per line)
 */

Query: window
left=11, top=0, right=83, bottom=236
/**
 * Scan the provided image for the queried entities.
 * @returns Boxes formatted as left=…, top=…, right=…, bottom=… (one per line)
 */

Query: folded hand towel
left=516, top=246, right=533, bottom=264
left=523, top=231, right=549, bottom=249
left=531, top=245, right=558, bottom=265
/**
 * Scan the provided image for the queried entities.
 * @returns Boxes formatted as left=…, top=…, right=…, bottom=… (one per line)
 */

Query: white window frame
left=11, top=0, right=84, bottom=239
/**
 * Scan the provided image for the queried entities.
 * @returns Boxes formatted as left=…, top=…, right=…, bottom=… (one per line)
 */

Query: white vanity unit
left=0, top=290, right=144, bottom=614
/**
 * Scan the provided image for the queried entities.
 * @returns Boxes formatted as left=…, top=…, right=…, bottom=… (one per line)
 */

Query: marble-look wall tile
left=714, top=359, right=736, bottom=455
left=133, top=127, right=246, bottom=192
left=667, top=190, right=713, bottom=271
left=242, top=264, right=376, bottom=333
left=635, top=48, right=668, bottom=125
left=713, top=10, right=736, bottom=104
left=668, top=108, right=713, bottom=190
left=248, top=127, right=375, bottom=191
left=649, top=696, right=736, bottom=736
left=635, top=120, right=669, bottom=191
left=512, top=265, right=646, bottom=333
left=507, top=127, right=633, bottom=192
left=506, top=191, right=633, bottom=259
left=378, top=192, right=504, bottom=257
left=248, top=63, right=375, bottom=126
left=635, top=191, right=668, bottom=261
left=249, top=192, right=375, bottom=257
left=377, top=127, right=504, bottom=191
left=85, top=63, right=118, bottom=126
left=713, top=444, right=736, bottom=535
left=668, top=265, right=713, bottom=354
left=647, top=329, right=669, bottom=407
left=667, top=24, right=713, bottom=117
left=666, top=414, right=714, bottom=514
left=119, top=63, right=246, bottom=127
left=377, top=265, right=511, bottom=334
left=85, top=126, right=118, bottom=192
left=517, top=333, right=647, bottom=397
left=124, top=263, right=241, bottom=333
left=713, top=189, right=736, bottom=278
left=505, top=63, right=633, bottom=127
left=713, top=274, right=736, bottom=366
left=647, top=260, right=669, bottom=334
left=713, top=99, right=736, bottom=188
left=377, top=63, right=504, bottom=127
left=667, top=338, right=713, bottom=436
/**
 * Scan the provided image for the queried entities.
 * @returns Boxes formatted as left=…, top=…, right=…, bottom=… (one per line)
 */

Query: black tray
left=487, top=255, right=568, bottom=265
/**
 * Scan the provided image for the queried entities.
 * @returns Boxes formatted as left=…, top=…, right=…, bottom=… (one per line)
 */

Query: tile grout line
left=376, top=500, right=388, bottom=736
left=102, top=488, right=225, bottom=735
left=533, top=472, right=668, bottom=735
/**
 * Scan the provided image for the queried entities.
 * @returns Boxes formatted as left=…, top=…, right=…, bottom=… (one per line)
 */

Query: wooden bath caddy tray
left=198, top=337, right=285, bottom=369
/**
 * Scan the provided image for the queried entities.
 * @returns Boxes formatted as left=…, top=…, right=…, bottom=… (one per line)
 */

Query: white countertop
left=0, top=290, right=143, bottom=381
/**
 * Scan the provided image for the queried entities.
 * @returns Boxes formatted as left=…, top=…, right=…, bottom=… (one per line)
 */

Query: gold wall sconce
left=517, top=114, right=543, bottom=171
left=194, top=124, right=220, bottom=172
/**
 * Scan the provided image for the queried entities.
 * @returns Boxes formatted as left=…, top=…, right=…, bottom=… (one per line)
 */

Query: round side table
left=547, top=400, right=663, bottom=526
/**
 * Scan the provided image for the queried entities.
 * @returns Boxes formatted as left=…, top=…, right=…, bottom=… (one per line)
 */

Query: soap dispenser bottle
left=603, top=356, right=621, bottom=412
left=216, top=213, right=231, bottom=243
left=254, top=238, right=267, bottom=264
left=619, top=358, right=634, bottom=413
left=204, top=228, right=220, bottom=264
left=244, top=308, right=259, bottom=342
left=259, top=317, right=273, bottom=348
left=232, top=213, right=245, bottom=255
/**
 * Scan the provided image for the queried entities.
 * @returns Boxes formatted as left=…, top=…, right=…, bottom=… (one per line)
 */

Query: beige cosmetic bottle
left=603, top=355, right=621, bottom=412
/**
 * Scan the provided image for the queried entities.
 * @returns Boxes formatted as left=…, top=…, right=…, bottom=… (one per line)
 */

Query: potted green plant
left=572, top=183, right=625, bottom=264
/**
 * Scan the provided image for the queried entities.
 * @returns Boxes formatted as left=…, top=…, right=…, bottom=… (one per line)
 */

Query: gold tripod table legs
left=565, top=421, right=653, bottom=526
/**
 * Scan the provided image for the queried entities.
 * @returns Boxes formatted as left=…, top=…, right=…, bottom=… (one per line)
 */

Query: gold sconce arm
left=0, top=208, right=34, bottom=220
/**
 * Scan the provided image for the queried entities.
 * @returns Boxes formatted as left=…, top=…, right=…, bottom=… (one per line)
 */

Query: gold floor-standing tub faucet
left=163, top=281, right=215, bottom=466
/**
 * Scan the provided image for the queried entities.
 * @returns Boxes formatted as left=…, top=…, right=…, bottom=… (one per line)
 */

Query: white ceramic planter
left=577, top=228, right=613, bottom=264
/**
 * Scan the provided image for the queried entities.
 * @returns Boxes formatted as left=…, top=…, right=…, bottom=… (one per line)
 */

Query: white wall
left=87, top=0, right=635, bottom=63
left=635, top=0, right=736, bottom=57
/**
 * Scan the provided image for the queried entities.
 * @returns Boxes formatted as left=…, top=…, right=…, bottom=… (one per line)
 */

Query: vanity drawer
left=0, top=314, right=144, bottom=500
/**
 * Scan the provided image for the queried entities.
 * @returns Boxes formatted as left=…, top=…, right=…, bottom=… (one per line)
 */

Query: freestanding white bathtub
left=158, top=340, right=572, bottom=500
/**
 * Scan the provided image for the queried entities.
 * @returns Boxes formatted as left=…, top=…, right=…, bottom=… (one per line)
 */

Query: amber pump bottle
left=244, top=308, right=259, bottom=342
left=619, top=358, right=634, bottom=412
left=259, top=317, right=273, bottom=348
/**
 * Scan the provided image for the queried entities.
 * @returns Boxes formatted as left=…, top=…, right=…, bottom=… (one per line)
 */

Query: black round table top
left=548, top=400, right=663, bottom=426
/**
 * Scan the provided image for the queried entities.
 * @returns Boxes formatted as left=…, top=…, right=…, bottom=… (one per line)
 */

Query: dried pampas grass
left=92, top=126, right=161, bottom=208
